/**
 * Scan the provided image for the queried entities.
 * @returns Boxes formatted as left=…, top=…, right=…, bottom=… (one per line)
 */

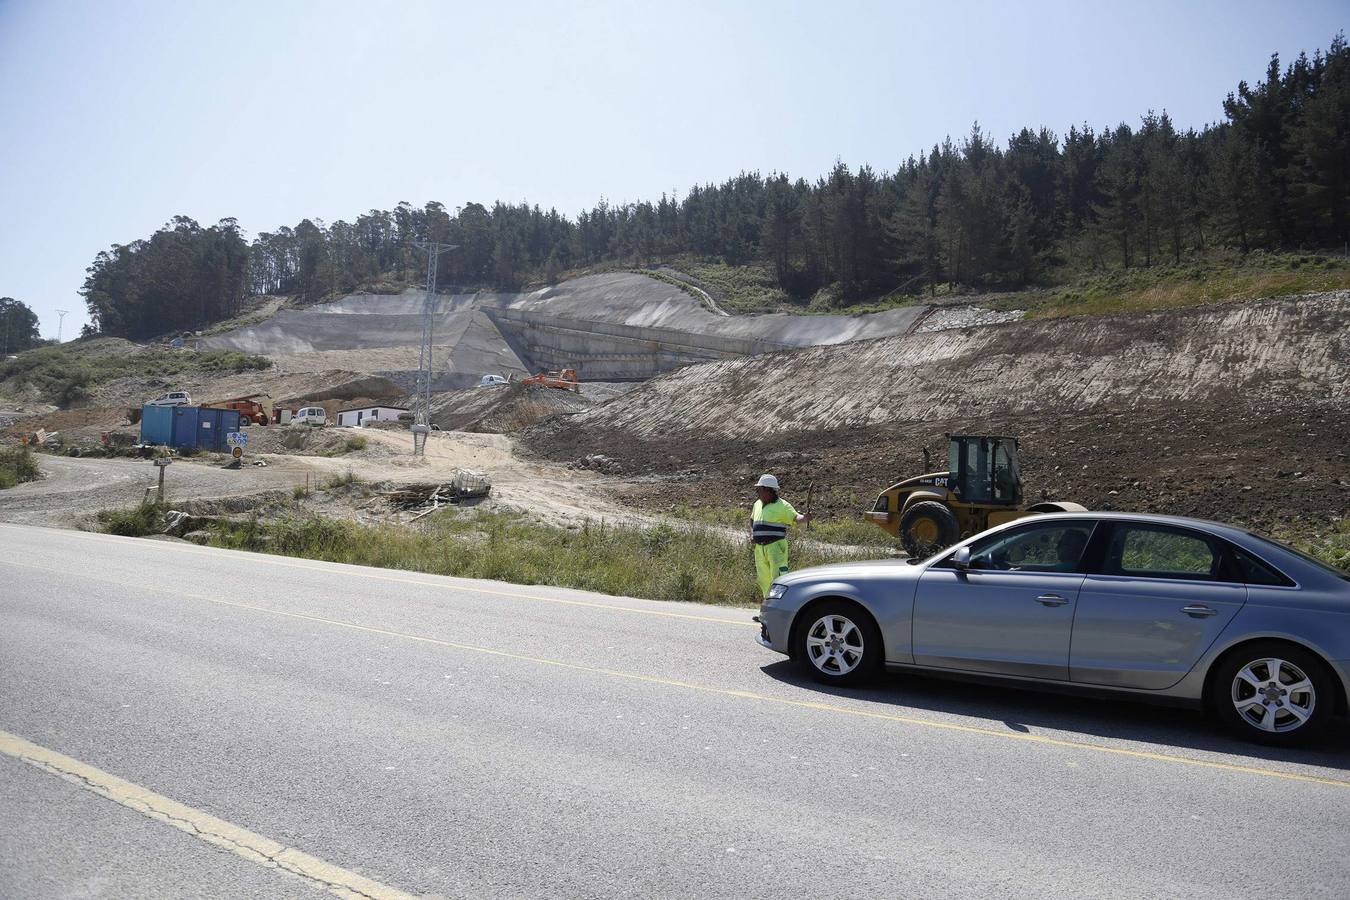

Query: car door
left=913, top=519, right=1097, bottom=680
left=1070, top=522, right=1247, bottom=690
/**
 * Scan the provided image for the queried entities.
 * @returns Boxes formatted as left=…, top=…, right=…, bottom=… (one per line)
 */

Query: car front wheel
left=795, top=600, right=882, bottom=686
left=1213, top=641, right=1335, bottom=746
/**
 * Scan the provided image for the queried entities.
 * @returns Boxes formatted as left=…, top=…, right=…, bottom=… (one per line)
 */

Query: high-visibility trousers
left=754, top=539, right=789, bottom=599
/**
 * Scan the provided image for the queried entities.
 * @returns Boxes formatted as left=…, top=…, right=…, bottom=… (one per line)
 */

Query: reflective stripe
left=751, top=522, right=788, bottom=540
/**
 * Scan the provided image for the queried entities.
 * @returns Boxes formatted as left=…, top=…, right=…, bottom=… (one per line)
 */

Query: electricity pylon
left=410, top=242, right=457, bottom=455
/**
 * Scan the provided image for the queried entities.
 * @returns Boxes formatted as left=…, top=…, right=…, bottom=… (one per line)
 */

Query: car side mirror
left=952, top=546, right=971, bottom=571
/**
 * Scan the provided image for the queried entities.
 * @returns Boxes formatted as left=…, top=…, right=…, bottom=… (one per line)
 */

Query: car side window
left=966, top=522, right=1095, bottom=573
left=1104, top=525, right=1219, bottom=580
left=1228, top=545, right=1296, bottom=587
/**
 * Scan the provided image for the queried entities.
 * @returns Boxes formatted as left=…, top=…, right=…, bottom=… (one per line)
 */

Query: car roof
left=1027, top=510, right=1244, bottom=537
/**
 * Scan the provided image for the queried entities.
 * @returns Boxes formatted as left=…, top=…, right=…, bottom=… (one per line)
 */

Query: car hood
left=778, top=558, right=921, bottom=584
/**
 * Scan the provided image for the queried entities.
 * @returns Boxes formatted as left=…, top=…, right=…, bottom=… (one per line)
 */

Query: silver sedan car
left=758, top=512, right=1350, bottom=745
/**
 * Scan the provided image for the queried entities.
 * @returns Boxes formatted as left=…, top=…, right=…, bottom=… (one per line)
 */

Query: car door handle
left=1181, top=604, right=1218, bottom=618
left=1035, top=593, right=1069, bottom=606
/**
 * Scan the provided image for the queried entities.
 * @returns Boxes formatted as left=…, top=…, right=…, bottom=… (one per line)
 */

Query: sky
left=0, top=0, right=1345, bottom=339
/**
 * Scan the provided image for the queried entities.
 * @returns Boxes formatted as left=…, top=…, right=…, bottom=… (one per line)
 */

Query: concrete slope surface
left=552, top=291, right=1350, bottom=440
left=201, top=273, right=936, bottom=385
left=2, top=525, right=1347, bottom=899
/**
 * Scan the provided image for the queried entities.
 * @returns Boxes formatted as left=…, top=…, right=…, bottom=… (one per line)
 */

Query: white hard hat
left=756, top=474, right=780, bottom=490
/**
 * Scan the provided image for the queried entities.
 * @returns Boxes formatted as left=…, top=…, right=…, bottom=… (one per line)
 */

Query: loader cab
left=948, top=434, right=1022, bottom=508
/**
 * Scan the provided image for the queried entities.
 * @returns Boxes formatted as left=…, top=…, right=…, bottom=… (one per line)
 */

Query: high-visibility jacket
left=751, top=497, right=797, bottom=544
left=752, top=497, right=798, bottom=598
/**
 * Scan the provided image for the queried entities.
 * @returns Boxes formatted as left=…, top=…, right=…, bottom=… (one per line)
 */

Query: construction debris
left=378, top=470, right=492, bottom=519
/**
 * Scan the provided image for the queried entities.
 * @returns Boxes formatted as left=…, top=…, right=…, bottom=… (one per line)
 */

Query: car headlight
left=766, top=583, right=788, bottom=601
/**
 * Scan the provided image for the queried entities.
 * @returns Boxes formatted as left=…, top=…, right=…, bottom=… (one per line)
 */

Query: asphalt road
left=2, top=524, right=1348, bottom=899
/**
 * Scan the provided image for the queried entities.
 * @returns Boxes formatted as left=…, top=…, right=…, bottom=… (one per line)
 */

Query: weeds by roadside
left=0, top=445, right=40, bottom=489
left=203, top=509, right=878, bottom=606
left=97, top=500, right=164, bottom=536
left=667, top=502, right=896, bottom=549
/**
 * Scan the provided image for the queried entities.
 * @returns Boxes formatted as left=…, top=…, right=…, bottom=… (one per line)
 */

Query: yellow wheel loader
left=864, top=434, right=1086, bottom=558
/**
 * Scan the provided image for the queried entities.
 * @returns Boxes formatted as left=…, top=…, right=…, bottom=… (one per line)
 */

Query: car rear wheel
left=795, top=600, right=881, bottom=686
left=1213, top=642, right=1335, bottom=746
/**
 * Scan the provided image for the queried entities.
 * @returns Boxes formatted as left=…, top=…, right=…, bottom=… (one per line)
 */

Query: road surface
left=2, top=524, right=1347, bottom=898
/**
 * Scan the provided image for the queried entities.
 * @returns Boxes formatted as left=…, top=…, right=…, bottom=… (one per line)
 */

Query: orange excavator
left=521, top=367, right=581, bottom=393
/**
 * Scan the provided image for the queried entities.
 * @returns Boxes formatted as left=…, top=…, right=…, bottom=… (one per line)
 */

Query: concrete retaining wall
left=485, top=309, right=790, bottom=380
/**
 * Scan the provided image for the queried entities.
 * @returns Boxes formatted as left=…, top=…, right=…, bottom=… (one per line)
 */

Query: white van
left=478, top=374, right=508, bottom=387
left=292, top=407, right=327, bottom=427
left=147, top=390, right=193, bottom=407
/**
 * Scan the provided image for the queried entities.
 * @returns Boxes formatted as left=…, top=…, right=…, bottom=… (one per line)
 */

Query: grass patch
left=994, top=252, right=1350, bottom=319
left=667, top=503, right=897, bottom=549
left=668, top=260, right=791, bottom=313
left=0, top=445, right=40, bottom=489
left=204, top=509, right=879, bottom=606
left=315, top=435, right=368, bottom=457
left=97, top=500, right=164, bottom=536
left=0, top=342, right=271, bottom=406
left=1281, top=520, right=1350, bottom=574
left=323, top=468, right=363, bottom=488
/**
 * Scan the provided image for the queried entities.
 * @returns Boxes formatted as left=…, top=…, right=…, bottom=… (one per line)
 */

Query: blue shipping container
left=139, top=404, right=241, bottom=451
left=139, top=404, right=174, bottom=445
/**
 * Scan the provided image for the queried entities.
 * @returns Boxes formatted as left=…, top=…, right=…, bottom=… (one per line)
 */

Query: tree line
left=81, top=216, right=250, bottom=339
left=82, top=34, right=1348, bottom=336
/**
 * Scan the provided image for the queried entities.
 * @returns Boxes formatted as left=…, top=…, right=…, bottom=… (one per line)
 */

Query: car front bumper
left=756, top=604, right=793, bottom=655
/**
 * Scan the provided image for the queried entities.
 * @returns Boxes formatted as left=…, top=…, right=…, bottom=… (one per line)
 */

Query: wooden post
left=157, top=463, right=166, bottom=503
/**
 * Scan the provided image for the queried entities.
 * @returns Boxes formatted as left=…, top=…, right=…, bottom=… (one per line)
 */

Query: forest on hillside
left=81, top=34, right=1348, bottom=339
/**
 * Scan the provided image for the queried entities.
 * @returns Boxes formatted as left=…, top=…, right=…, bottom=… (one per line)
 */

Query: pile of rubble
left=374, top=470, right=492, bottom=520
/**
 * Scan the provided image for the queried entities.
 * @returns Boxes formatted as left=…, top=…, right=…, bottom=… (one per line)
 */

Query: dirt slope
left=428, top=383, right=590, bottom=433
left=524, top=292, right=1350, bottom=535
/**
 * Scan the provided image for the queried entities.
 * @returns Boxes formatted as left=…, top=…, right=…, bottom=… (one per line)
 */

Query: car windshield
left=1245, top=531, right=1349, bottom=582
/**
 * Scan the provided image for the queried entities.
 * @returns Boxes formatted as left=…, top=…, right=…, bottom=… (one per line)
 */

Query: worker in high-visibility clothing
left=750, top=473, right=811, bottom=598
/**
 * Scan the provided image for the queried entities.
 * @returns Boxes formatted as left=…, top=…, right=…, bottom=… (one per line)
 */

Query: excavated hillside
left=524, top=291, right=1350, bottom=535
left=200, top=272, right=940, bottom=388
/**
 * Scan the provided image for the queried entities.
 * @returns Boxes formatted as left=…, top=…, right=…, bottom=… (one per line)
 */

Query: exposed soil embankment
left=524, top=292, right=1350, bottom=534
left=429, top=383, right=590, bottom=433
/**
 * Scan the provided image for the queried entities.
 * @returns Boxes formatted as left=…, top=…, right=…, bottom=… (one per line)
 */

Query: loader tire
left=900, top=501, right=959, bottom=559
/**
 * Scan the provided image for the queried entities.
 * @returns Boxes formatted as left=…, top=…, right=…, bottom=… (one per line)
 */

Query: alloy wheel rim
left=1231, top=657, right=1315, bottom=733
left=806, top=614, right=864, bottom=676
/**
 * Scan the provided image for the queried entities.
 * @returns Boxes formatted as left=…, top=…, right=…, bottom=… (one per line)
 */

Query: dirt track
left=0, top=454, right=315, bottom=527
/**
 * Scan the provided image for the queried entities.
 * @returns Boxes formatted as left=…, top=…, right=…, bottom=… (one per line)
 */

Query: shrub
left=0, top=445, right=39, bottom=489
left=97, top=500, right=164, bottom=536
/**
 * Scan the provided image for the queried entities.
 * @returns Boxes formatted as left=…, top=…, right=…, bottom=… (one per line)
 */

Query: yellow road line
left=9, top=542, right=1348, bottom=790
left=0, top=524, right=754, bottom=627
left=0, top=729, right=418, bottom=900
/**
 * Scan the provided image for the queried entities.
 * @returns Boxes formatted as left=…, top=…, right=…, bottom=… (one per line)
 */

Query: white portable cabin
left=336, top=405, right=409, bottom=428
